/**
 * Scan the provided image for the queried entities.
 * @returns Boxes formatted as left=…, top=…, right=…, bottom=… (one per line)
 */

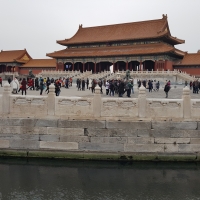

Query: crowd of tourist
left=6, top=76, right=200, bottom=98
left=8, top=77, right=73, bottom=96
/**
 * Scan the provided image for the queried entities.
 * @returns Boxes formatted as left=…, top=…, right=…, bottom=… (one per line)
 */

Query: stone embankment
left=0, top=118, right=200, bottom=161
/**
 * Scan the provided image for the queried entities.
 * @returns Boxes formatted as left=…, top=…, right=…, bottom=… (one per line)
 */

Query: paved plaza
left=1, top=80, right=200, bottom=99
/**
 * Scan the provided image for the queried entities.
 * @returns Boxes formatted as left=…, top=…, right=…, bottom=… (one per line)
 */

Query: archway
left=128, top=61, right=140, bottom=71
left=0, top=64, right=6, bottom=73
left=85, top=62, right=94, bottom=72
left=101, top=62, right=113, bottom=71
left=74, top=62, right=83, bottom=72
left=143, top=60, right=155, bottom=71
left=115, top=61, right=126, bottom=71
left=64, top=62, right=73, bottom=71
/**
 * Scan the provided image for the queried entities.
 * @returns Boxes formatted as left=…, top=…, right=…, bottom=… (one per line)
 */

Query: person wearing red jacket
left=21, top=78, right=27, bottom=95
left=0, top=77, right=2, bottom=87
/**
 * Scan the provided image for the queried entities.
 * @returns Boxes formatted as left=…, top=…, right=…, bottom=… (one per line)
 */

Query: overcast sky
left=0, top=0, right=200, bottom=58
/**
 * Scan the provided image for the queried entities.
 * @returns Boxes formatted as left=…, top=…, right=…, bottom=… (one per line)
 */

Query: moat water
left=0, top=158, right=200, bottom=200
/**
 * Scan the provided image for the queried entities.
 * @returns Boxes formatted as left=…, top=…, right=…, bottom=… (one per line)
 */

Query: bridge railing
left=1, top=83, right=198, bottom=120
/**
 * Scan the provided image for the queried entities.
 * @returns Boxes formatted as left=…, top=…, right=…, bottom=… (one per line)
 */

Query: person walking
left=148, top=80, right=152, bottom=92
left=105, top=80, right=110, bottom=95
left=82, top=79, right=85, bottom=91
left=86, top=78, right=89, bottom=89
left=156, top=81, right=160, bottom=91
left=126, top=81, right=133, bottom=97
left=21, top=78, right=27, bottom=95
left=12, top=77, right=19, bottom=94
left=39, top=78, right=44, bottom=95
left=164, top=82, right=170, bottom=98
left=8, top=77, right=11, bottom=84
left=0, top=77, right=2, bottom=87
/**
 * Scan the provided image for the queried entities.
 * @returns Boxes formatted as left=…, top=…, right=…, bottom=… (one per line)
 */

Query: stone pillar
left=94, top=62, right=96, bottom=73
left=138, top=85, right=146, bottom=118
left=130, top=62, right=132, bottom=71
left=83, top=63, right=85, bottom=72
left=140, top=61, right=142, bottom=71
left=72, top=62, right=74, bottom=71
left=182, top=86, right=191, bottom=119
left=126, top=61, right=128, bottom=70
left=98, top=62, right=101, bottom=73
left=47, top=84, right=55, bottom=116
left=113, top=62, right=115, bottom=72
left=15, top=66, right=19, bottom=73
left=93, top=85, right=101, bottom=118
left=2, top=83, right=11, bottom=115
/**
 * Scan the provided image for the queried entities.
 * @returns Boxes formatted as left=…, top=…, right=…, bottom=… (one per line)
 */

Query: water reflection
left=0, top=158, right=200, bottom=200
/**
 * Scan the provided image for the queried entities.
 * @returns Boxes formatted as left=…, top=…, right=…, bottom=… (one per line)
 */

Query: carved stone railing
left=113, top=69, right=196, bottom=82
left=1, top=84, right=198, bottom=120
left=0, top=72, right=19, bottom=77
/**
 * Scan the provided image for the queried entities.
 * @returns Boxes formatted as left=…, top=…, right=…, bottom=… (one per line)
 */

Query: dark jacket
left=164, top=84, right=170, bottom=92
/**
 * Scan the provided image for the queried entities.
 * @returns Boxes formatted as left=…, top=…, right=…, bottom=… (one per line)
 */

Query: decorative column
left=126, top=61, right=128, bottom=70
left=62, top=62, right=65, bottom=71
left=138, top=85, right=146, bottom=118
left=154, top=61, right=157, bottom=71
left=94, top=62, right=96, bottom=73
left=15, top=66, right=19, bottom=73
left=93, top=84, right=101, bottom=118
left=140, top=61, right=142, bottom=71
left=72, top=62, right=74, bottom=71
left=2, top=83, right=11, bottom=114
left=83, top=62, right=85, bottom=72
left=130, top=62, right=132, bottom=71
left=99, top=62, right=101, bottom=73
left=113, top=62, right=115, bottom=72
left=47, top=84, right=55, bottom=116
left=182, top=86, right=191, bottom=119
left=117, top=62, right=119, bottom=71
left=56, top=63, right=59, bottom=71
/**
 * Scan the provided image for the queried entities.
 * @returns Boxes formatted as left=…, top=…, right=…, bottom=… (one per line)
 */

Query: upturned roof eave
left=56, top=33, right=168, bottom=46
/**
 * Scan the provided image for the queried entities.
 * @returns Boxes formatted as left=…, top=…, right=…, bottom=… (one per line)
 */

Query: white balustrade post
left=47, top=84, right=55, bottom=116
left=138, top=85, right=146, bottom=118
left=93, top=85, right=101, bottom=118
left=182, top=86, right=191, bottom=119
left=2, top=83, right=11, bottom=114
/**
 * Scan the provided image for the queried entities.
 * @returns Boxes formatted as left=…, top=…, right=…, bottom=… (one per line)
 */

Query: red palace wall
left=165, top=60, right=173, bottom=71
left=173, top=67, right=200, bottom=77
left=19, top=67, right=56, bottom=75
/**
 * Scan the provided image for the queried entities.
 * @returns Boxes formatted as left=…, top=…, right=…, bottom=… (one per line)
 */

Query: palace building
left=0, top=49, right=32, bottom=73
left=1, top=15, right=200, bottom=76
left=0, top=49, right=56, bottom=75
left=47, top=14, right=187, bottom=74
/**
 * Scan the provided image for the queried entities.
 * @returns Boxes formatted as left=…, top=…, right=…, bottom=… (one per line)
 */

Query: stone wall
left=0, top=118, right=200, bottom=161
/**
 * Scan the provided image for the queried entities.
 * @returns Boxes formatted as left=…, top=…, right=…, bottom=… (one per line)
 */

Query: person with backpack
left=126, top=80, right=133, bottom=97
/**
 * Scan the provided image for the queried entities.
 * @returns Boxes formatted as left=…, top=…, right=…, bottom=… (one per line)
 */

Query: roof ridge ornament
left=162, top=14, right=167, bottom=19
left=79, top=24, right=83, bottom=29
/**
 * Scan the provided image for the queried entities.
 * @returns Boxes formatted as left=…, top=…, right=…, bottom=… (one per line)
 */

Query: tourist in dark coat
left=164, top=83, right=170, bottom=98
left=86, top=78, right=89, bottom=89
left=118, top=81, right=125, bottom=97
left=82, top=79, right=85, bottom=91
left=21, top=78, right=27, bottom=95
left=8, top=77, right=11, bottom=84
left=148, top=80, right=153, bottom=92
left=39, top=78, right=44, bottom=95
